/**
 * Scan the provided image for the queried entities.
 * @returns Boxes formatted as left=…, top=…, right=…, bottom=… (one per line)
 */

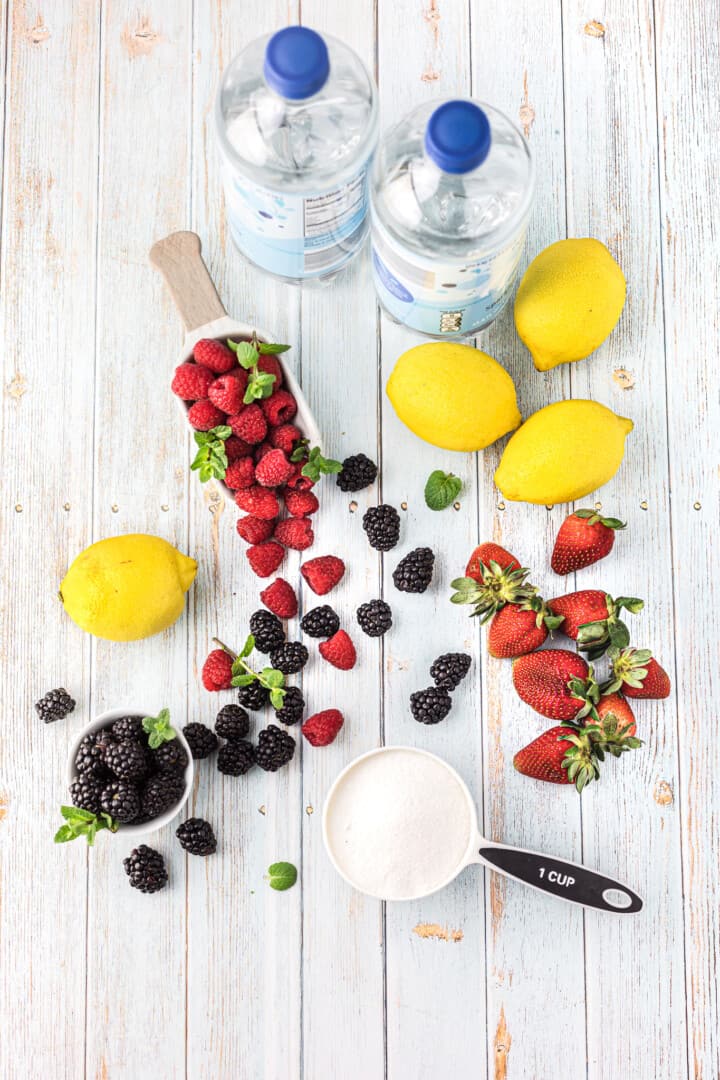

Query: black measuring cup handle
left=477, top=841, right=643, bottom=913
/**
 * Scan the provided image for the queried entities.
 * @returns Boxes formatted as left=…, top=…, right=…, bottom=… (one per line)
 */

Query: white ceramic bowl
left=66, top=707, right=194, bottom=835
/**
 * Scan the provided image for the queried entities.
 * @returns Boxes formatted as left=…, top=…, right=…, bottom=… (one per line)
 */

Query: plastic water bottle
left=370, top=99, right=534, bottom=337
left=216, top=27, right=379, bottom=284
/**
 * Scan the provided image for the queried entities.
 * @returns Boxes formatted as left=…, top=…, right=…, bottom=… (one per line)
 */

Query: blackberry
left=356, top=599, right=392, bottom=637
left=69, top=774, right=103, bottom=816
left=273, top=686, right=304, bottom=726
left=176, top=817, right=217, bottom=856
left=410, top=686, right=453, bottom=725
left=100, top=780, right=141, bottom=823
left=300, top=605, right=340, bottom=638
left=256, top=725, right=296, bottom=771
left=237, top=682, right=270, bottom=711
left=183, top=722, right=218, bottom=759
left=249, top=610, right=285, bottom=654
left=141, top=771, right=185, bottom=820
left=106, top=739, right=148, bottom=781
left=217, top=739, right=255, bottom=776
left=430, top=652, right=472, bottom=690
left=111, top=715, right=144, bottom=741
left=152, top=740, right=189, bottom=773
left=215, top=704, right=250, bottom=740
left=393, top=547, right=435, bottom=593
left=269, top=642, right=308, bottom=675
left=123, top=845, right=168, bottom=894
left=336, top=453, right=378, bottom=492
left=35, top=688, right=75, bottom=724
left=75, top=730, right=116, bottom=778
left=362, top=504, right=401, bottom=551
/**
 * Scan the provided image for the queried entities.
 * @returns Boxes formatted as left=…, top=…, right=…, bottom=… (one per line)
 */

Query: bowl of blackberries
left=59, top=707, right=193, bottom=843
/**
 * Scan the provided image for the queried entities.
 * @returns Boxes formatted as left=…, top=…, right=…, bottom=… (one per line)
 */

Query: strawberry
left=551, top=509, right=626, bottom=575
left=319, top=629, right=357, bottom=670
left=261, top=389, right=297, bottom=426
left=255, top=448, right=295, bottom=487
left=465, top=542, right=521, bottom=583
left=257, top=354, right=284, bottom=387
left=224, top=457, right=256, bottom=491
left=594, top=692, right=638, bottom=741
left=512, top=649, right=599, bottom=721
left=274, top=517, right=314, bottom=551
left=451, top=553, right=535, bottom=623
left=228, top=403, right=267, bottom=444
left=301, top=555, right=345, bottom=595
left=234, top=486, right=280, bottom=520
left=604, top=647, right=671, bottom=699
left=302, top=708, right=344, bottom=747
left=548, top=590, right=643, bottom=658
left=236, top=515, right=275, bottom=545
left=487, top=597, right=564, bottom=659
left=270, top=423, right=302, bottom=455
left=194, top=339, right=236, bottom=374
left=208, top=372, right=246, bottom=414
left=225, top=435, right=253, bottom=462
left=188, top=399, right=226, bottom=431
left=202, top=648, right=233, bottom=691
left=246, top=541, right=285, bottom=578
left=171, top=362, right=215, bottom=401
left=284, top=489, right=319, bottom=517
left=260, top=578, right=298, bottom=619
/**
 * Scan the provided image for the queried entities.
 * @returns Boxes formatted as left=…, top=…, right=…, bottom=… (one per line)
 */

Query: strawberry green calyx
left=522, top=594, right=565, bottom=634
left=556, top=725, right=602, bottom=792
left=573, top=509, right=626, bottom=530
left=567, top=666, right=601, bottom=722
left=212, top=635, right=287, bottom=709
left=191, top=424, right=232, bottom=483
left=576, top=593, right=644, bottom=659
left=603, top=646, right=653, bottom=694
left=450, top=561, right=536, bottom=623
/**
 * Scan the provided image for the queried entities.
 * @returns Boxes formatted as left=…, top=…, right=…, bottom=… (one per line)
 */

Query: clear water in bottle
left=216, top=27, right=379, bottom=284
left=371, top=99, right=534, bottom=337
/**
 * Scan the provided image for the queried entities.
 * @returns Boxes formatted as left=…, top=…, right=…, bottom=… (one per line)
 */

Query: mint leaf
left=290, top=439, right=310, bottom=463
left=142, top=708, right=176, bottom=749
left=267, top=861, right=297, bottom=891
left=54, top=806, right=118, bottom=845
left=229, top=340, right=259, bottom=369
left=299, top=446, right=342, bottom=481
left=54, top=824, right=75, bottom=843
left=424, top=470, right=462, bottom=511
left=240, top=634, right=255, bottom=659
left=269, top=688, right=286, bottom=710
left=257, top=342, right=291, bottom=355
left=231, top=674, right=256, bottom=688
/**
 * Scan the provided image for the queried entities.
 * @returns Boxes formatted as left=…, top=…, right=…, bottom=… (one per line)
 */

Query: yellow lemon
left=60, top=534, right=197, bottom=641
left=386, top=342, right=521, bottom=452
left=514, top=238, right=626, bottom=370
left=494, top=400, right=633, bottom=504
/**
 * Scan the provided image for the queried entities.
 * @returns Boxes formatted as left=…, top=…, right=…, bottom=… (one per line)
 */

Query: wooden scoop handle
left=149, top=231, right=226, bottom=332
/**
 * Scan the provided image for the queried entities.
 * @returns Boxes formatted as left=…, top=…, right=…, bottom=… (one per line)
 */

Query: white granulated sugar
left=325, top=749, right=472, bottom=900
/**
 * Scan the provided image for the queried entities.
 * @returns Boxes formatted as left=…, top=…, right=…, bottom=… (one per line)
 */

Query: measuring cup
left=323, top=746, right=643, bottom=913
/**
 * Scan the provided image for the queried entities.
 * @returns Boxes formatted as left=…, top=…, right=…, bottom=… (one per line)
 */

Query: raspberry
left=301, top=709, right=344, bottom=747
left=258, top=354, right=284, bottom=387
left=260, top=578, right=298, bottom=618
left=246, top=541, right=285, bottom=578
left=270, top=423, right=302, bottom=455
left=254, top=441, right=274, bottom=463
left=284, top=489, right=319, bottom=517
left=301, top=555, right=345, bottom=595
left=171, top=362, right=214, bottom=401
left=261, top=390, right=297, bottom=426
left=224, top=457, right=256, bottom=490
left=286, top=464, right=316, bottom=492
left=188, top=399, right=227, bottom=431
left=236, top=515, right=275, bottom=544
left=228, top=403, right=267, bottom=444
left=274, top=517, right=314, bottom=551
left=235, top=486, right=280, bottom=520
left=202, top=648, right=233, bottom=691
left=194, top=339, right=236, bottom=373
left=255, top=448, right=295, bottom=487
left=225, top=435, right=253, bottom=462
left=208, top=372, right=246, bottom=414
left=319, top=629, right=357, bottom=670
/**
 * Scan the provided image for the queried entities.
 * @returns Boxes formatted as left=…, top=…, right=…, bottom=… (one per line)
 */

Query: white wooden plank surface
left=1, top=1, right=718, bottom=1077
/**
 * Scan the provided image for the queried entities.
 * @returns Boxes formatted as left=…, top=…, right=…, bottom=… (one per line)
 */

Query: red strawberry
left=257, top=354, right=283, bottom=387
left=194, top=339, right=236, bottom=374
left=605, top=647, right=671, bottom=699
left=171, top=362, right=215, bottom=401
left=302, top=708, right=344, bottom=747
left=487, top=598, right=564, bottom=659
left=301, top=555, right=345, bottom=595
left=451, top=548, right=534, bottom=622
left=260, top=578, right=298, bottom=619
left=262, top=389, right=297, bottom=426
left=188, top=399, right=226, bottom=431
left=465, top=542, right=521, bottom=583
left=208, top=372, right=246, bottom=414
left=274, top=517, right=314, bottom=551
left=224, top=457, right=256, bottom=491
left=202, top=648, right=233, bottom=691
left=595, top=693, right=637, bottom=740
left=284, top=489, right=319, bottom=517
left=255, top=448, right=295, bottom=487
left=225, top=435, right=253, bottom=462
left=319, top=629, right=357, bottom=670
left=513, top=726, right=601, bottom=790
left=548, top=590, right=644, bottom=658
left=551, top=509, right=626, bottom=575
left=512, top=649, right=597, bottom=721
left=236, top=515, right=275, bottom=544
left=270, top=423, right=302, bottom=455
left=246, top=541, right=285, bottom=578
left=234, top=486, right=280, bottom=520
left=228, top=403, right=267, bottom=444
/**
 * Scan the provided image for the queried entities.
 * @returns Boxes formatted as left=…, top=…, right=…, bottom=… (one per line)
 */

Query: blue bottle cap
left=424, top=100, right=491, bottom=174
left=263, top=27, right=330, bottom=100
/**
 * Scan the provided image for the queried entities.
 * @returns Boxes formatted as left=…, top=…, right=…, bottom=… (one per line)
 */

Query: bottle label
left=222, top=161, right=371, bottom=279
left=371, top=212, right=528, bottom=335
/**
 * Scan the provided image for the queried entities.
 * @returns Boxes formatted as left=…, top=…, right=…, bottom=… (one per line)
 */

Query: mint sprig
left=228, top=333, right=290, bottom=405
left=267, top=861, right=298, bottom=891
left=213, top=636, right=287, bottom=709
left=54, top=805, right=118, bottom=845
left=191, top=424, right=232, bottom=483
left=290, top=441, right=342, bottom=483
left=424, top=470, right=462, bottom=511
left=142, top=707, right=177, bottom=749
